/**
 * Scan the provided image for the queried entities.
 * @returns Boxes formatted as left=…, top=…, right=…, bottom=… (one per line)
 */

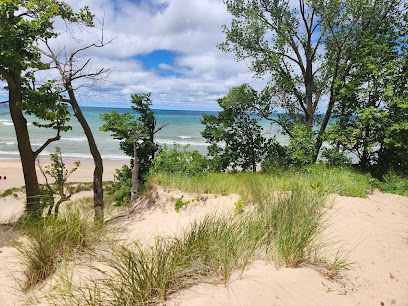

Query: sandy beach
left=0, top=158, right=126, bottom=191
left=0, top=158, right=127, bottom=223
left=0, top=160, right=407, bottom=305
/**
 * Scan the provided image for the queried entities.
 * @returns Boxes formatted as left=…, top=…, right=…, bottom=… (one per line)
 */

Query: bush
left=109, top=165, right=132, bottom=206
left=261, top=140, right=291, bottom=171
left=380, top=170, right=408, bottom=196
left=150, top=144, right=209, bottom=175
left=289, top=125, right=315, bottom=167
left=321, top=148, right=352, bottom=167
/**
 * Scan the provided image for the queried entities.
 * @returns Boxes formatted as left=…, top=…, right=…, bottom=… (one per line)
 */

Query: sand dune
left=0, top=160, right=407, bottom=305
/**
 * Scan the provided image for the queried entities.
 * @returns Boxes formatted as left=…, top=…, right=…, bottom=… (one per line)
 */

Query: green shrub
left=321, top=148, right=352, bottom=167
left=151, top=144, right=209, bottom=175
left=380, top=170, right=408, bottom=196
left=261, top=140, right=291, bottom=171
left=289, top=125, right=316, bottom=167
left=233, top=200, right=245, bottom=214
left=109, top=165, right=132, bottom=206
left=174, top=196, right=194, bottom=212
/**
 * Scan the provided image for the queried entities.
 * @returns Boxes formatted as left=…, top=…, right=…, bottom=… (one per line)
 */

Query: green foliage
left=100, top=93, right=162, bottom=181
left=151, top=144, right=209, bottom=175
left=0, top=0, right=93, bottom=75
left=151, top=165, right=373, bottom=201
left=44, top=147, right=80, bottom=190
left=261, top=139, right=291, bottom=171
left=174, top=195, right=194, bottom=213
left=22, top=80, right=72, bottom=132
left=100, top=93, right=165, bottom=206
left=321, top=148, right=352, bottom=167
left=37, top=147, right=80, bottom=216
left=201, top=84, right=270, bottom=172
left=109, top=165, right=132, bottom=207
left=289, top=125, right=315, bottom=167
left=324, top=13, right=408, bottom=171
left=219, top=0, right=406, bottom=160
left=379, top=170, right=408, bottom=197
left=99, top=111, right=140, bottom=157
left=233, top=200, right=245, bottom=214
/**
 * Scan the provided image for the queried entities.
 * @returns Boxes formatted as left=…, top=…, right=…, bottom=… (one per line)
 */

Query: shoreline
left=0, top=158, right=128, bottom=191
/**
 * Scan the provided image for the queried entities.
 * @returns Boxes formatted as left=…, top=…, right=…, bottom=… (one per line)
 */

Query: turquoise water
left=0, top=106, right=287, bottom=160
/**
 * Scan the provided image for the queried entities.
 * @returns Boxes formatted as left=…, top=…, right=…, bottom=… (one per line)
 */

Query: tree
left=100, top=93, right=167, bottom=205
left=39, top=25, right=112, bottom=223
left=324, top=17, right=408, bottom=171
left=0, top=0, right=92, bottom=218
left=201, top=84, right=270, bottom=172
left=37, top=147, right=80, bottom=218
left=219, top=0, right=406, bottom=161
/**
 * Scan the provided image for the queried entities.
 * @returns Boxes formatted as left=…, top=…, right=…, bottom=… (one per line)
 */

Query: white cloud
left=0, top=0, right=270, bottom=110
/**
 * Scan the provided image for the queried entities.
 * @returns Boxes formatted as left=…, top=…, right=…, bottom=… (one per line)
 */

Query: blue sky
left=0, top=0, right=270, bottom=111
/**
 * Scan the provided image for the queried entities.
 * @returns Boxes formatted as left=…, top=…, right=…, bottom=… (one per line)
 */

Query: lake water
left=0, top=106, right=288, bottom=161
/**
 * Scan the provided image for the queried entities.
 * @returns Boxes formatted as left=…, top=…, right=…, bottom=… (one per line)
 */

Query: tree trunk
left=130, top=140, right=139, bottom=205
left=361, top=124, right=370, bottom=169
left=67, top=87, right=104, bottom=223
left=7, top=73, right=41, bottom=218
left=305, top=57, right=314, bottom=128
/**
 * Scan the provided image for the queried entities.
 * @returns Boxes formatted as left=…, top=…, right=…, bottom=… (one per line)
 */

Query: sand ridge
left=0, top=160, right=407, bottom=305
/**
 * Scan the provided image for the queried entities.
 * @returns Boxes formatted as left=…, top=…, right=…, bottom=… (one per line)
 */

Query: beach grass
left=17, top=210, right=101, bottom=289
left=0, top=186, right=24, bottom=198
left=16, top=167, right=360, bottom=303
left=150, top=164, right=374, bottom=203
left=51, top=184, right=331, bottom=305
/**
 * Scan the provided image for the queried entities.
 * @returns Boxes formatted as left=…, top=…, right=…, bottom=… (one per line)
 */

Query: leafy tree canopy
left=219, top=0, right=407, bottom=160
left=202, top=84, right=271, bottom=172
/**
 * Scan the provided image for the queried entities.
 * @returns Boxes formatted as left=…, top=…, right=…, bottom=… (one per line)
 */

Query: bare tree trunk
left=130, top=140, right=139, bottom=206
left=67, top=88, right=104, bottom=222
left=7, top=73, right=41, bottom=218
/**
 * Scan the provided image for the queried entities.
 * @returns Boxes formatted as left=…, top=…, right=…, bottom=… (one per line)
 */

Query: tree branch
left=34, top=129, right=61, bottom=158
left=154, top=122, right=170, bottom=134
left=0, top=67, right=14, bottom=87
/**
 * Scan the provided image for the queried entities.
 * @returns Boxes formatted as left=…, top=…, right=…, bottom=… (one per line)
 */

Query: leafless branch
left=34, top=128, right=61, bottom=158
left=154, top=122, right=170, bottom=134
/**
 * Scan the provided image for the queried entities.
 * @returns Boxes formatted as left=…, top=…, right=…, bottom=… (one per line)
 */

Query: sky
left=0, top=0, right=272, bottom=111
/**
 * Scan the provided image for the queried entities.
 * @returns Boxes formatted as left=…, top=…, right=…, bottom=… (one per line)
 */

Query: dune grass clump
left=66, top=185, right=327, bottom=305
left=18, top=211, right=99, bottom=289
left=270, top=187, right=325, bottom=267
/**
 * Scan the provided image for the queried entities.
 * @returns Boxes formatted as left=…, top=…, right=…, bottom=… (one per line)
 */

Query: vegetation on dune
left=150, top=165, right=375, bottom=200
left=17, top=210, right=100, bottom=289
left=100, top=93, right=168, bottom=206
left=46, top=185, right=334, bottom=305
left=2, top=0, right=408, bottom=304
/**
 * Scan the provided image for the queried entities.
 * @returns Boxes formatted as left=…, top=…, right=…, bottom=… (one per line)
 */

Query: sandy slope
left=166, top=191, right=408, bottom=306
left=0, top=179, right=407, bottom=305
left=0, top=160, right=122, bottom=223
